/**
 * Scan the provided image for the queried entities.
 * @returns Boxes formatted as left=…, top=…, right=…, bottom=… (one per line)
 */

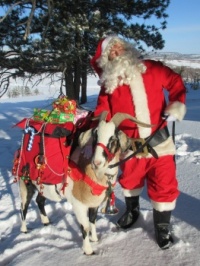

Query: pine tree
left=0, top=0, right=170, bottom=102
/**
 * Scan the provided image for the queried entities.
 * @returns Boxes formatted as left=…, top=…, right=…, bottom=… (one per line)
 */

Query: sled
left=12, top=118, right=75, bottom=188
left=12, top=95, right=91, bottom=191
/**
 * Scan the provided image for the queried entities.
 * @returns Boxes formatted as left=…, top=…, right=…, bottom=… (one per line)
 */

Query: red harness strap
left=96, top=143, right=115, bottom=162
left=68, top=160, right=108, bottom=196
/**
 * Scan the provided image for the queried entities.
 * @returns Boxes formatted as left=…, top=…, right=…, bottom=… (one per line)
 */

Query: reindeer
left=19, top=112, right=151, bottom=255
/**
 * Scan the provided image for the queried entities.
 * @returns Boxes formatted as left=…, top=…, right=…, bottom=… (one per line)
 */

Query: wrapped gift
left=33, top=108, right=51, bottom=122
left=47, top=109, right=74, bottom=124
left=33, top=96, right=76, bottom=124
left=74, top=109, right=89, bottom=123
left=52, top=96, right=76, bottom=114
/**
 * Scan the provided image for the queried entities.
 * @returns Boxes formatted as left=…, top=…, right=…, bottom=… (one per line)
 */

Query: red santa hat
left=92, top=35, right=121, bottom=59
left=101, top=35, right=117, bottom=52
left=101, top=35, right=123, bottom=54
left=90, top=35, right=125, bottom=76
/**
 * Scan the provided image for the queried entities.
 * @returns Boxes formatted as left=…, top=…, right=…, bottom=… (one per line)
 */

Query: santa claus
left=90, top=35, right=186, bottom=249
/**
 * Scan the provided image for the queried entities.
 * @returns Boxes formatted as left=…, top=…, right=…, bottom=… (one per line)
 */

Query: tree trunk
left=74, top=60, right=81, bottom=102
left=80, top=31, right=89, bottom=104
left=80, top=67, right=87, bottom=104
left=65, top=70, right=75, bottom=99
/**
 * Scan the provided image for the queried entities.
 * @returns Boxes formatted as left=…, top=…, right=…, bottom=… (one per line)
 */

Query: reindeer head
left=79, top=111, right=152, bottom=178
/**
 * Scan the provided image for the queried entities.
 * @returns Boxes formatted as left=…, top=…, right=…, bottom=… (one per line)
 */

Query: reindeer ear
left=78, top=128, right=93, bottom=148
left=117, top=130, right=132, bottom=152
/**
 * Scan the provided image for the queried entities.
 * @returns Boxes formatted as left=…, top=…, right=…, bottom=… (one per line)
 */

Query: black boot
left=116, top=196, right=140, bottom=229
left=153, top=209, right=174, bottom=249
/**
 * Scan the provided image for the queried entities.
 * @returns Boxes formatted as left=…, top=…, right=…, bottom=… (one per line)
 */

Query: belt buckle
left=131, top=138, right=148, bottom=157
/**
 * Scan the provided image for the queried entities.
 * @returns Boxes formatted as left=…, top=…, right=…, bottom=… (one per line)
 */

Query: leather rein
left=108, top=116, right=169, bottom=169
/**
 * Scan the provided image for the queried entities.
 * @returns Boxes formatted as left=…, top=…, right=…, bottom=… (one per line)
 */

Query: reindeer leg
left=36, top=192, right=50, bottom=226
left=73, top=202, right=94, bottom=255
left=19, top=180, right=35, bottom=233
left=89, top=207, right=98, bottom=242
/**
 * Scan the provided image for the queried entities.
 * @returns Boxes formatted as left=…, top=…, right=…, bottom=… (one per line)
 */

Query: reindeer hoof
left=43, top=222, right=50, bottom=226
left=84, top=251, right=96, bottom=256
left=21, top=229, right=28, bottom=233
left=20, top=221, right=28, bottom=233
left=41, top=214, right=50, bottom=225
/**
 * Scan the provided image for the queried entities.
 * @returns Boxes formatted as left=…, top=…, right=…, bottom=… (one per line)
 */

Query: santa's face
left=108, top=42, right=125, bottom=61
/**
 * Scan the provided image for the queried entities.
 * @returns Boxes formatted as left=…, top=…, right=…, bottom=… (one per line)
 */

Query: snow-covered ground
left=0, top=81, right=200, bottom=266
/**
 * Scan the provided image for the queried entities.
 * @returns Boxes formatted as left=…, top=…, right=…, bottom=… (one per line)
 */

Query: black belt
left=130, top=126, right=170, bottom=158
left=146, top=126, right=169, bottom=147
left=109, top=117, right=169, bottom=169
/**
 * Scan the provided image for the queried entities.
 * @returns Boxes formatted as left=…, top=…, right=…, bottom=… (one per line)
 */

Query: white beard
left=98, top=50, right=146, bottom=94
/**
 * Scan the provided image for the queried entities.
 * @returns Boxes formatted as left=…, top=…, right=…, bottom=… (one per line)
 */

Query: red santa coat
left=94, top=60, right=185, bottom=137
left=90, top=38, right=186, bottom=208
left=91, top=57, right=186, bottom=157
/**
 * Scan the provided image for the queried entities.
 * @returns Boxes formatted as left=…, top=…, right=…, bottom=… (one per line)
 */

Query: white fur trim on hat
left=101, top=35, right=118, bottom=53
left=101, top=35, right=125, bottom=55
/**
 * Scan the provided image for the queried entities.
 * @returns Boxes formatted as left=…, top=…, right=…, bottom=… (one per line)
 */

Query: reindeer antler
left=111, top=112, right=153, bottom=128
left=92, top=111, right=109, bottom=122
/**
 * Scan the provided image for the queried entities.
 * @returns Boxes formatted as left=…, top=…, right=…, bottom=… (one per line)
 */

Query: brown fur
left=72, top=154, right=108, bottom=207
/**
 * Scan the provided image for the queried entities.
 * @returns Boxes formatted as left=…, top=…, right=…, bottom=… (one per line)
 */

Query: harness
left=96, top=143, right=115, bottom=162
left=109, top=116, right=170, bottom=169
left=67, top=160, right=114, bottom=196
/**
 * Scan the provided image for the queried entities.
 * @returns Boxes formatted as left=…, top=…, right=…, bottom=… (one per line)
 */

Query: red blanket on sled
left=15, top=118, right=75, bottom=184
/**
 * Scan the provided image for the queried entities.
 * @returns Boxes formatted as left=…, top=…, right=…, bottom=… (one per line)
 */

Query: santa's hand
left=81, top=145, right=93, bottom=159
left=163, top=114, right=177, bottom=122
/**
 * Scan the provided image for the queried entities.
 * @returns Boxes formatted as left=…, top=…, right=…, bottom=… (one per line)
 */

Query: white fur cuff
left=151, top=199, right=176, bottom=212
left=123, top=188, right=143, bottom=197
left=164, top=101, right=186, bottom=121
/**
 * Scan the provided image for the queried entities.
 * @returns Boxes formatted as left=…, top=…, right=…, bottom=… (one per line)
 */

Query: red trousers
left=119, top=155, right=179, bottom=203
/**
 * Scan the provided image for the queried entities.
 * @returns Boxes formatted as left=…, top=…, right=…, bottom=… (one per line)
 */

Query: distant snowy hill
left=146, top=52, right=200, bottom=68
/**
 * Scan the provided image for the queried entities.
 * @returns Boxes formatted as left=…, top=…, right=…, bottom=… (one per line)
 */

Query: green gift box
left=33, top=108, right=51, bottom=122
left=47, top=110, right=74, bottom=124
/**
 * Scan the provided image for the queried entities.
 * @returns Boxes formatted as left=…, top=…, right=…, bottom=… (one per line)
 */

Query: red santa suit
left=90, top=36, right=186, bottom=212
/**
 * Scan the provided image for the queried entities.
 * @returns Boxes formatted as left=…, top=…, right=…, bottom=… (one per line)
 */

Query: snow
left=0, top=81, right=200, bottom=266
left=165, top=59, right=200, bottom=69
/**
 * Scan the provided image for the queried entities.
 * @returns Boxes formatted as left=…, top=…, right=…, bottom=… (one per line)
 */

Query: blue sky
left=0, top=1, right=199, bottom=54
left=158, top=0, right=200, bottom=54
